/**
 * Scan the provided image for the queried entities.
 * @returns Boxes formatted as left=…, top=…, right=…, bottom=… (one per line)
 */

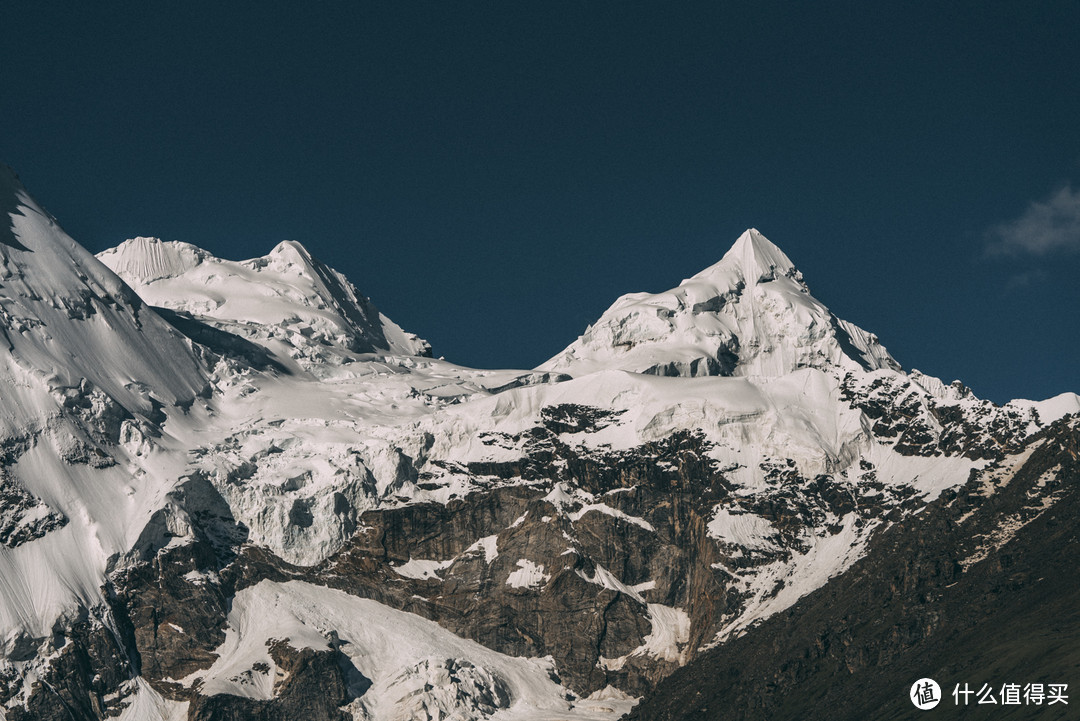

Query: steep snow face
left=0, top=165, right=211, bottom=645
left=0, top=169, right=208, bottom=434
left=423, top=369, right=867, bottom=484
left=95, top=235, right=208, bottom=283
left=540, top=229, right=899, bottom=379
left=98, top=236, right=431, bottom=370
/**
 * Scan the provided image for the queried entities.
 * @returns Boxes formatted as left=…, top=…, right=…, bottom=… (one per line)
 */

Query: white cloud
left=985, top=185, right=1080, bottom=257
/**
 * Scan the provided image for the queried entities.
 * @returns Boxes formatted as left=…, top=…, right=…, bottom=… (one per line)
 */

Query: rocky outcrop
left=0, top=471, right=68, bottom=548
left=0, top=609, right=134, bottom=721
left=113, top=539, right=235, bottom=689
left=82, top=404, right=997, bottom=714
left=841, top=371, right=1035, bottom=461
left=629, top=418, right=1080, bottom=721
left=5, top=382, right=1065, bottom=719
left=187, top=641, right=360, bottom=721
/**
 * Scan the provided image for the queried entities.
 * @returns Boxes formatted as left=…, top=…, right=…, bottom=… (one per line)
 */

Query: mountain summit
left=0, top=167, right=208, bottom=429
left=697, top=227, right=799, bottom=283
left=1, top=166, right=1077, bottom=721
left=540, top=228, right=898, bottom=378
left=98, top=236, right=431, bottom=372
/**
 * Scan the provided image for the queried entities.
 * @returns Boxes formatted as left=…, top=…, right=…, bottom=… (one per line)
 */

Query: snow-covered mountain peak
left=99, top=236, right=432, bottom=365
left=540, top=228, right=897, bottom=379
left=4, top=164, right=1077, bottom=721
left=693, top=227, right=801, bottom=286
left=0, top=175, right=208, bottom=421
left=0, top=169, right=213, bottom=644
left=266, top=238, right=315, bottom=266
left=248, top=240, right=365, bottom=296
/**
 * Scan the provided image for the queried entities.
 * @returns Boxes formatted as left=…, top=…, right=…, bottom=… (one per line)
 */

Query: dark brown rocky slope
left=630, top=418, right=1080, bottom=721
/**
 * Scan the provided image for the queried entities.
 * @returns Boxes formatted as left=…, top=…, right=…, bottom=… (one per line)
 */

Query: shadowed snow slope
left=0, top=164, right=210, bottom=644
left=539, top=228, right=899, bottom=379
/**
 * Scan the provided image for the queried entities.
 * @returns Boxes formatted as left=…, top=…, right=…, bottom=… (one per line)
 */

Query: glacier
left=0, top=162, right=1076, bottom=720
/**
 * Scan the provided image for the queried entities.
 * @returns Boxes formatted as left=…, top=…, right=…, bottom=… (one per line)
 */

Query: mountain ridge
left=97, top=234, right=432, bottom=374
left=539, top=228, right=899, bottom=380
left=0, top=164, right=1076, bottom=721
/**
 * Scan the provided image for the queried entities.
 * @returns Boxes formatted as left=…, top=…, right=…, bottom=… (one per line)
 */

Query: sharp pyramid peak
left=728, top=228, right=796, bottom=269
left=540, top=226, right=902, bottom=377
left=692, top=228, right=800, bottom=285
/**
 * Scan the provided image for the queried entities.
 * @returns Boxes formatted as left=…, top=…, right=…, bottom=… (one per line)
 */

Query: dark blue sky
left=4, top=2, right=1078, bottom=403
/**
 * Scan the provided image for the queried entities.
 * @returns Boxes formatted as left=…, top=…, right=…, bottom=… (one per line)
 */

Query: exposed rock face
left=187, top=641, right=359, bottom=721
left=841, top=370, right=1035, bottom=461
left=114, top=539, right=235, bottom=687
left=59, top=408, right=1064, bottom=717
left=1, top=166, right=1076, bottom=721
left=629, top=418, right=1080, bottom=721
left=0, top=471, right=68, bottom=548
left=0, top=609, right=134, bottom=721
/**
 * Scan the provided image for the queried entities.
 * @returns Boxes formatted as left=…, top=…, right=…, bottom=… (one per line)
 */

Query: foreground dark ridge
left=630, top=418, right=1080, bottom=721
